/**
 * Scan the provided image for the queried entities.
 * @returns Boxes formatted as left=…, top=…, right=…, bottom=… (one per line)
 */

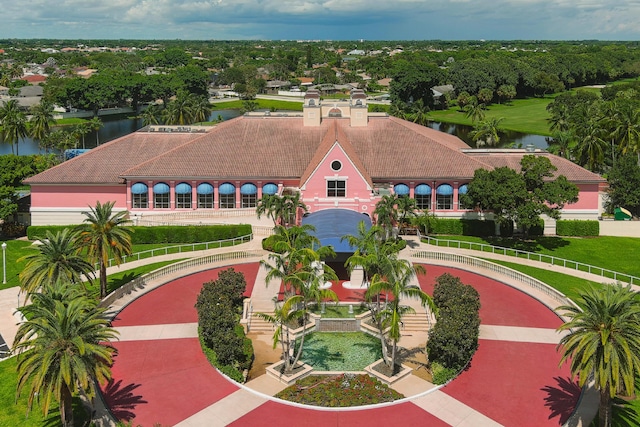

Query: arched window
left=414, top=183, right=431, bottom=210
left=436, top=184, right=453, bottom=210
left=262, top=183, right=278, bottom=196
left=458, top=184, right=469, bottom=209
left=328, top=108, right=342, bottom=117
left=308, top=99, right=315, bottom=106
left=175, top=182, right=192, bottom=209
left=197, top=182, right=214, bottom=209
left=153, top=182, right=170, bottom=209
left=240, top=183, right=257, bottom=208
left=131, top=182, right=148, bottom=209
left=218, top=182, right=236, bottom=209
left=394, top=183, right=410, bottom=196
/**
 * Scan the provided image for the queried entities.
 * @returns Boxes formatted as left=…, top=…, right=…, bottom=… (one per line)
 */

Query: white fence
left=422, top=235, right=639, bottom=286
left=100, top=250, right=264, bottom=308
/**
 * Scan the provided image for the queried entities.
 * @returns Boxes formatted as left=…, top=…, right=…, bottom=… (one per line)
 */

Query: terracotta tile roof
left=299, top=120, right=373, bottom=188
left=24, top=131, right=201, bottom=184
left=465, top=151, right=605, bottom=182
left=26, top=115, right=604, bottom=188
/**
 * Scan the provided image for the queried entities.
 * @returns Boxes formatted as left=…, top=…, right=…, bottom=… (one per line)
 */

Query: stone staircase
left=247, top=312, right=276, bottom=334
left=401, top=312, right=433, bottom=333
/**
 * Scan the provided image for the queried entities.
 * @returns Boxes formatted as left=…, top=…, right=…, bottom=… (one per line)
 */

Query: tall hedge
left=195, top=268, right=253, bottom=382
left=556, top=220, right=599, bottom=237
left=427, top=273, right=481, bottom=374
left=27, top=224, right=252, bottom=243
left=427, top=218, right=495, bottom=237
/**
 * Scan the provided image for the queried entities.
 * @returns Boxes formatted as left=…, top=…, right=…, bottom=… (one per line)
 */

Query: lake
left=1, top=111, right=547, bottom=156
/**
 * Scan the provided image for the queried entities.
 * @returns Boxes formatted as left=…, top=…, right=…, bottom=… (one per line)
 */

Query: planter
left=266, top=360, right=314, bottom=385
left=364, top=359, right=412, bottom=385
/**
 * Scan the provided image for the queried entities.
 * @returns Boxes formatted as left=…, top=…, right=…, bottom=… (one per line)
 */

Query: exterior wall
left=31, top=185, right=126, bottom=208
left=302, top=144, right=374, bottom=215
left=564, top=183, right=600, bottom=211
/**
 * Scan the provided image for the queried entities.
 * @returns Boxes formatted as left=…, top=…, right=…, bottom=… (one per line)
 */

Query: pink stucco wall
left=563, top=183, right=600, bottom=210
left=31, top=185, right=126, bottom=208
left=302, top=143, right=374, bottom=214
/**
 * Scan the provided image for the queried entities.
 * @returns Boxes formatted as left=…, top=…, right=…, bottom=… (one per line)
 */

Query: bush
left=430, top=361, right=458, bottom=385
left=27, top=224, right=251, bottom=243
left=195, top=268, right=253, bottom=383
left=556, top=220, right=599, bottom=237
left=427, top=273, right=481, bottom=372
left=428, top=218, right=495, bottom=237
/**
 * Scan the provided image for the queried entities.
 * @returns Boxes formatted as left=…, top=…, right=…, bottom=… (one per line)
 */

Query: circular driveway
left=102, top=262, right=580, bottom=427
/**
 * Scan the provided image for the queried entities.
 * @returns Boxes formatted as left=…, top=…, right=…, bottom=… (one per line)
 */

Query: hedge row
left=195, top=268, right=254, bottom=383
left=425, top=218, right=544, bottom=237
left=427, top=273, right=481, bottom=381
left=27, top=224, right=252, bottom=244
left=556, top=220, right=599, bottom=237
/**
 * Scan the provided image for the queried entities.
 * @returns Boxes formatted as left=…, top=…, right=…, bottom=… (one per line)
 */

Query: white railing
left=100, top=249, right=264, bottom=308
left=132, top=208, right=258, bottom=225
left=103, top=234, right=253, bottom=268
left=422, top=235, right=639, bottom=286
left=411, top=250, right=577, bottom=310
left=252, top=225, right=276, bottom=236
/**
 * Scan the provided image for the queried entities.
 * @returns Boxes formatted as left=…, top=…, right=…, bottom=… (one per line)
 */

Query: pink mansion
left=25, top=90, right=604, bottom=232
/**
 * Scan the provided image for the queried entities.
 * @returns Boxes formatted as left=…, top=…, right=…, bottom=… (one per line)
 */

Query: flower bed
left=275, top=373, right=404, bottom=407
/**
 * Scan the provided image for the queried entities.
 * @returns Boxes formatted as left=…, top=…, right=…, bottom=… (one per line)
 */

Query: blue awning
left=458, top=184, right=468, bottom=195
left=301, top=209, right=372, bottom=253
left=153, top=182, right=170, bottom=195
left=218, top=182, right=235, bottom=195
left=414, top=183, right=431, bottom=196
left=436, top=184, right=453, bottom=196
left=175, top=182, right=191, bottom=194
left=197, top=182, right=213, bottom=195
left=131, top=182, right=148, bottom=195
left=240, top=183, right=257, bottom=195
left=262, top=183, right=278, bottom=195
left=394, top=183, right=410, bottom=196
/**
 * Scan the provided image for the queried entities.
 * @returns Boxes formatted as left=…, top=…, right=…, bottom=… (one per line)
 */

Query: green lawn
left=426, top=235, right=640, bottom=278
left=0, top=353, right=91, bottom=426
left=212, top=99, right=303, bottom=111
left=428, top=96, right=555, bottom=136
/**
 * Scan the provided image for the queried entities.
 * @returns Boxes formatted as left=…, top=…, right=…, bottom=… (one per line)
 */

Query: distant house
left=265, top=80, right=291, bottom=94
left=21, top=74, right=47, bottom=85
left=432, top=84, right=455, bottom=107
left=347, top=49, right=365, bottom=56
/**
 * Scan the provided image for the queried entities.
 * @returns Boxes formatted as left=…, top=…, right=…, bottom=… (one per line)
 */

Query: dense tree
left=557, top=285, right=640, bottom=427
left=389, top=62, right=444, bottom=109
left=76, top=201, right=133, bottom=299
left=13, top=284, right=118, bottom=427
left=605, top=154, right=640, bottom=216
left=462, top=155, right=579, bottom=236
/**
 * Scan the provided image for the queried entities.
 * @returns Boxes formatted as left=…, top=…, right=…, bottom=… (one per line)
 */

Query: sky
left=1, top=0, right=639, bottom=41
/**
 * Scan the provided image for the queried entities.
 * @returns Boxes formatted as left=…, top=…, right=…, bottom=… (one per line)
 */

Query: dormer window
left=309, top=99, right=315, bottom=106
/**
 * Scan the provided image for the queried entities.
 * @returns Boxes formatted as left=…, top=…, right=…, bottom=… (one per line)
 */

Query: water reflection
left=428, top=121, right=548, bottom=149
left=0, top=109, right=243, bottom=156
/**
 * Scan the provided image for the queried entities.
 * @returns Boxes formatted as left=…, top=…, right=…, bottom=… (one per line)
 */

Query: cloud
left=1, top=0, right=640, bottom=39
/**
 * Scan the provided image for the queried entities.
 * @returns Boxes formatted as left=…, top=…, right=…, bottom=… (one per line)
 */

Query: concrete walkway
left=0, top=231, right=606, bottom=426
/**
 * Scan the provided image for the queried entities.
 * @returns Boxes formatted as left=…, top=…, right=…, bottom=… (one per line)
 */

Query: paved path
left=0, top=233, right=603, bottom=426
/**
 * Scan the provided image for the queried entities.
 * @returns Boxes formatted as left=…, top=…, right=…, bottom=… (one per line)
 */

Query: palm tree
left=574, top=119, right=608, bottom=172
left=256, top=194, right=284, bottom=227
left=191, top=96, right=212, bottom=124
left=163, top=92, right=194, bottom=125
left=396, top=195, right=417, bottom=231
left=464, top=98, right=486, bottom=124
left=557, top=285, right=640, bottom=427
left=18, top=229, right=95, bottom=296
left=73, top=121, right=92, bottom=149
left=469, top=117, right=504, bottom=147
left=374, top=194, right=399, bottom=241
left=610, top=102, right=640, bottom=165
left=366, top=259, right=433, bottom=370
left=76, top=201, right=133, bottom=299
left=0, top=99, right=28, bottom=155
left=13, top=284, right=118, bottom=427
left=546, top=130, right=576, bottom=160
left=257, top=295, right=305, bottom=375
left=140, top=105, right=162, bottom=127
left=87, top=117, right=103, bottom=146
left=28, top=101, right=55, bottom=148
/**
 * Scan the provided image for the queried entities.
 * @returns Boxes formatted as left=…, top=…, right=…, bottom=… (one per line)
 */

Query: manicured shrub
left=195, top=268, right=253, bottom=382
left=427, top=273, right=481, bottom=372
left=427, top=218, right=495, bottom=237
left=556, top=220, right=599, bottom=237
left=27, top=224, right=251, bottom=243
left=430, top=361, right=458, bottom=385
